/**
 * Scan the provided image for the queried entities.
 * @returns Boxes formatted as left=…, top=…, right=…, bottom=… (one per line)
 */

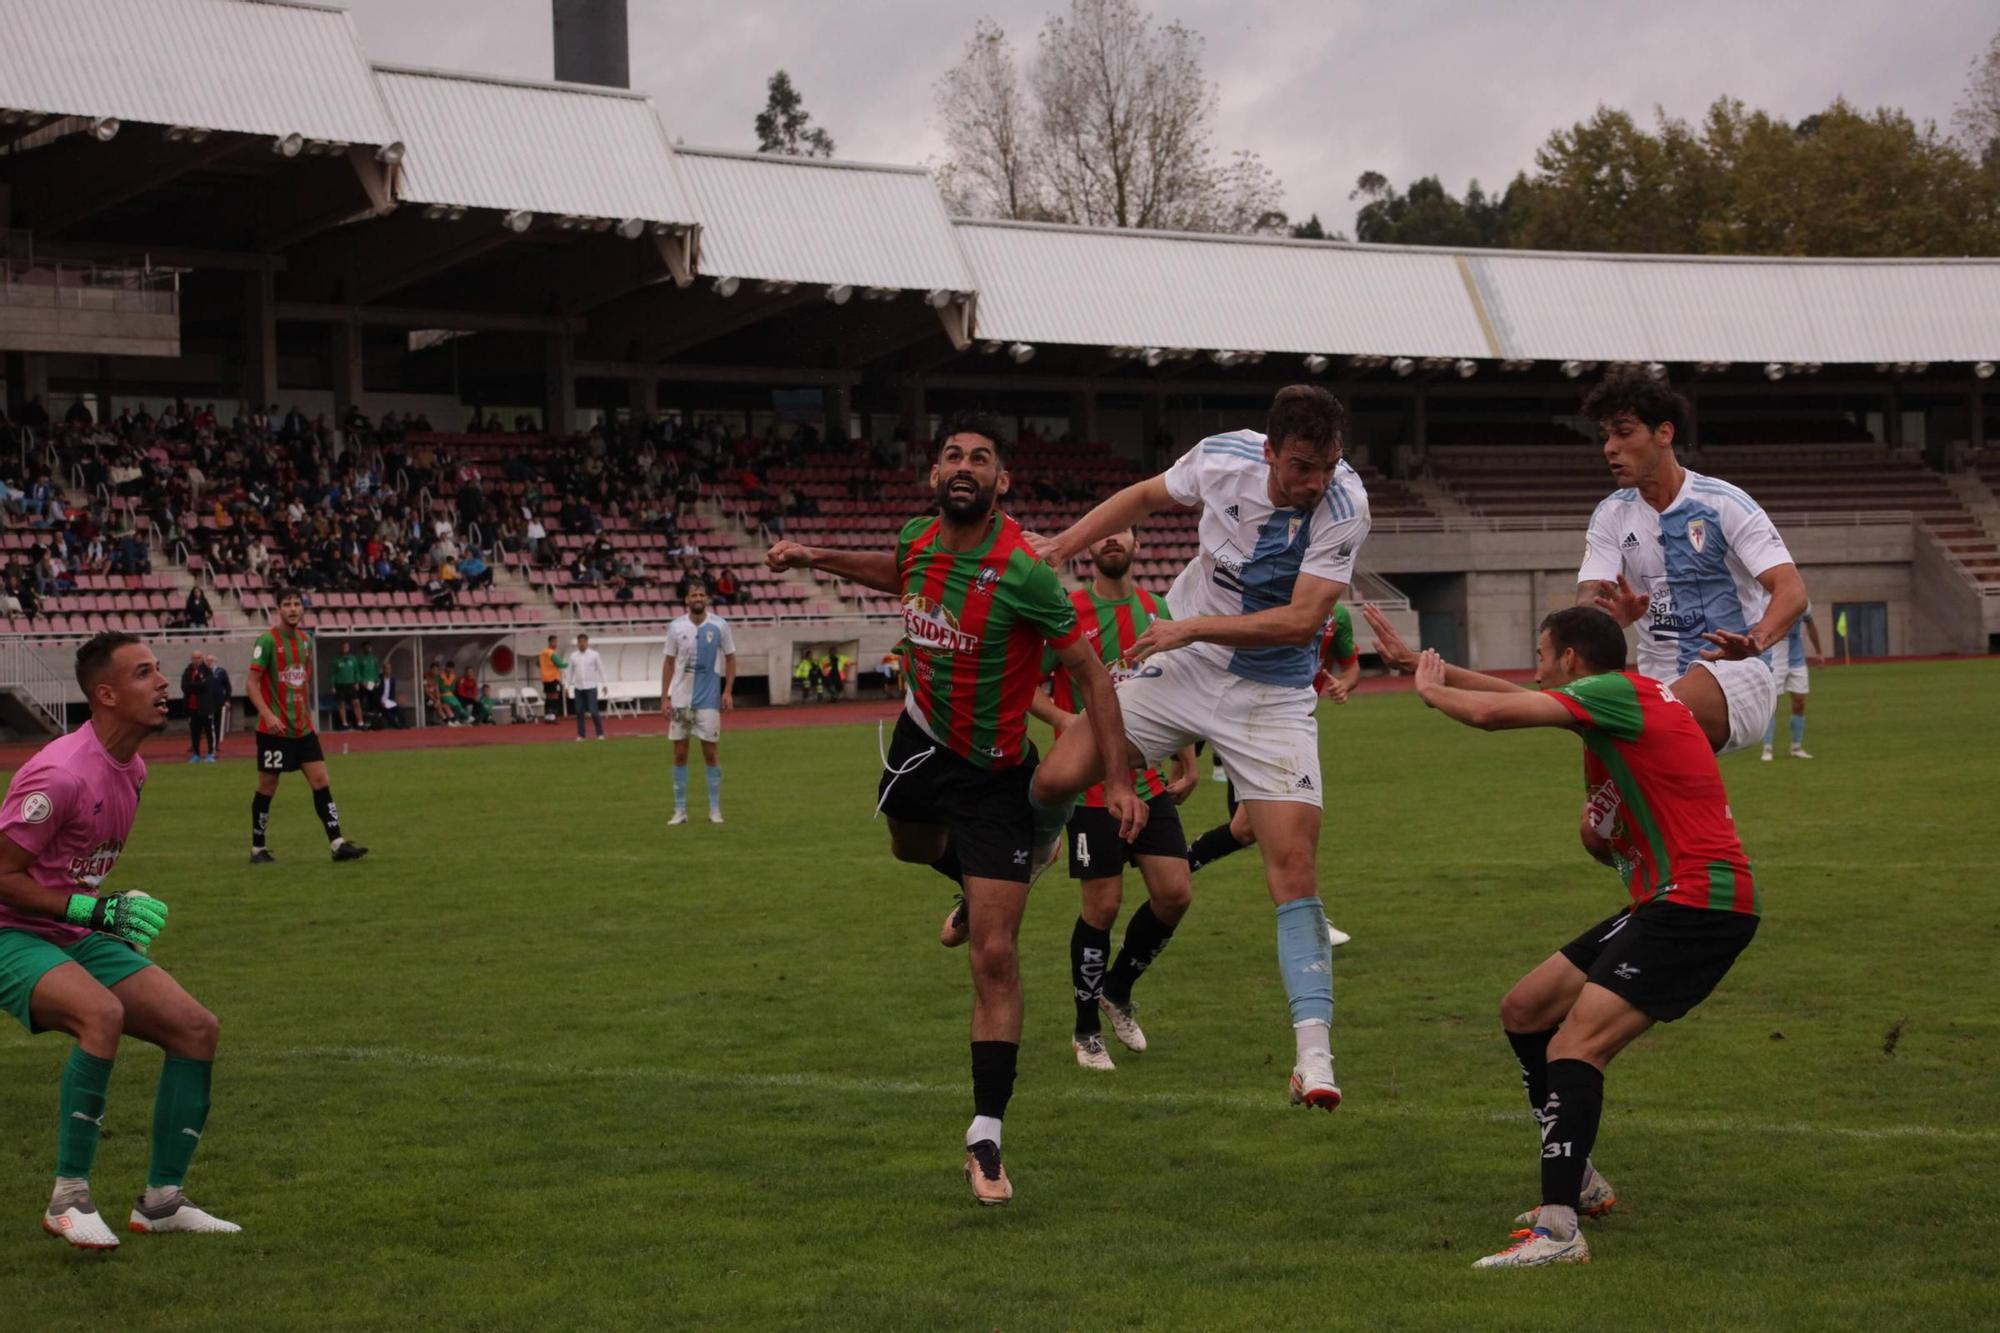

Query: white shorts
left=1690, top=656, right=1774, bottom=756
left=1775, top=663, right=1809, bottom=696
left=1113, top=649, right=1322, bottom=807
left=668, top=707, right=721, bottom=743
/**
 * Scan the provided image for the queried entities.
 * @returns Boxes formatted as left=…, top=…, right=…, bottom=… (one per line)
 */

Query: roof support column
left=241, top=267, right=278, bottom=413
left=1885, top=386, right=1903, bottom=450
left=331, top=317, right=364, bottom=421
left=5, top=352, right=47, bottom=423
left=1971, top=390, right=1988, bottom=464
left=822, top=385, right=852, bottom=440
left=544, top=329, right=576, bottom=436
left=1069, top=389, right=1099, bottom=446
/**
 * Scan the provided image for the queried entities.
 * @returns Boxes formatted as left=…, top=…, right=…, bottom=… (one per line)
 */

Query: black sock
left=1187, top=823, right=1247, bottom=872
left=930, top=843, right=963, bottom=888
left=311, top=786, right=343, bottom=843
left=1506, top=1027, right=1557, bottom=1119
left=1539, top=1059, right=1606, bottom=1213
left=970, top=1040, right=1018, bottom=1122
left=251, top=792, right=272, bottom=849
left=1103, top=903, right=1176, bottom=1005
left=1070, top=917, right=1111, bottom=1036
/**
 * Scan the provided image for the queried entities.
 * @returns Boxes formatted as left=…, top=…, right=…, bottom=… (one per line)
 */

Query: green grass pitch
left=3, top=660, right=1996, bottom=1330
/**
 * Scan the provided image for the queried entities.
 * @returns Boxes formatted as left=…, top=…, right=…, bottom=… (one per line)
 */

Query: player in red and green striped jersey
left=247, top=591, right=367, bottom=865
left=1023, top=530, right=1200, bottom=1072
left=1381, top=605, right=1759, bottom=1270
left=765, top=414, right=1142, bottom=1206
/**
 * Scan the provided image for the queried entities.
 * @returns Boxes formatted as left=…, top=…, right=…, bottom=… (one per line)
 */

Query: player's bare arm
left=1805, top=611, right=1826, bottom=664
left=1365, top=603, right=1527, bottom=695
left=765, top=541, right=901, bottom=596
left=1702, top=563, right=1807, bottom=660
left=1131, top=574, right=1343, bottom=660
left=1028, top=683, right=1079, bottom=731
left=1031, top=476, right=1183, bottom=567
left=722, top=652, right=737, bottom=710
left=1164, top=747, right=1200, bottom=803
left=0, top=833, right=166, bottom=948
left=1413, top=651, right=1576, bottom=731
left=1050, top=635, right=1148, bottom=843
left=246, top=666, right=283, bottom=733
left=660, top=653, right=676, bottom=716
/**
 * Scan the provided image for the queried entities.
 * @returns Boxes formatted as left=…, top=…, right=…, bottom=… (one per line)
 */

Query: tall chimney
left=552, top=0, right=629, bottom=89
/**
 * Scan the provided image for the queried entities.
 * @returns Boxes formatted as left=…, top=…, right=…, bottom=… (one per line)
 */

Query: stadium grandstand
left=0, top=0, right=1995, bottom=733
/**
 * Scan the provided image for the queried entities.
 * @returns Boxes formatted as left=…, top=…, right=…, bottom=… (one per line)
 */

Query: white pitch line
left=264, top=1044, right=1997, bottom=1144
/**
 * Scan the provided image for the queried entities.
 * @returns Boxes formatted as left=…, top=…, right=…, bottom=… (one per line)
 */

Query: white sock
left=141, top=1184, right=183, bottom=1209
left=330, top=837, right=345, bottom=851
left=51, top=1176, right=89, bottom=1207
left=1293, top=1018, right=1331, bottom=1064
left=966, top=1114, right=1003, bottom=1149
left=1537, top=1204, right=1578, bottom=1239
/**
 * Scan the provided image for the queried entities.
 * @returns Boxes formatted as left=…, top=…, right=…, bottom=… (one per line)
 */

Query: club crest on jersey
left=1686, top=518, right=1707, bottom=553
left=20, top=792, right=51, bottom=824
left=1286, top=514, right=1304, bottom=545
left=901, top=594, right=981, bottom=654
left=973, top=567, right=999, bottom=595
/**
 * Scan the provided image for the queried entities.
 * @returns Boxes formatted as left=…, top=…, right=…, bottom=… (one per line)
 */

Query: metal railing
left=1369, top=509, right=1923, bottom=536
left=0, top=258, right=179, bottom=317
left=0, top=637, right=72, bottom=732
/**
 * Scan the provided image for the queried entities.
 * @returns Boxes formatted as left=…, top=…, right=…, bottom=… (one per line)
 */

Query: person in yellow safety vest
left=536, top=634, right=567, bottom=723
left=793, top=654, right=815, bottom=703
left=819, top=652, right=842, bottom=699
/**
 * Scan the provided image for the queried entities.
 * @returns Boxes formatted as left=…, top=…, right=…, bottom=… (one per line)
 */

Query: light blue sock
left=672, top=765, right=689, bottom=812
left=705, top=764, right=722, bottom=811
left=1790, top=714, right=1806, bottom=748
left=1762, top=712, right=1778, bottom=747
left=1275, top=897, right=1333, bottom=1027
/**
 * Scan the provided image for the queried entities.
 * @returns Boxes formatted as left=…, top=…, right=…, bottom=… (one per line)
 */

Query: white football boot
left=1071, top=1034, right=1116, bottom=1071
left=43, top=1192, right=119, bottom=1251
left=1097, top=996, right=1148, bottom=1053
left=1515, top=1165, right=1617, bottom=1225
left=129, top=1188, right=242, bottom=1235
left=1473, top=1226, right=1591, bottom=1269
left=668, top=809, right=689, bottom=826
left=1288, top=1049, right=1342, bottom=1111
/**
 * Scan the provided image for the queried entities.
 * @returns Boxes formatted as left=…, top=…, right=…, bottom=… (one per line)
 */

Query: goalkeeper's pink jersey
left=0, top=725, right=146, bottom=945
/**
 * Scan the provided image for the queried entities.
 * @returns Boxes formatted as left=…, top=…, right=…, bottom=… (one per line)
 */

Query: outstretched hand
left=1699, top=629, right=1762, bottom=661
left=1592, top=573, right=1651, bottom=627
left=1362, top=602, right=1416, bottom=673
left=1129, top=617, right=1194, bottom=662
left=1412, top=648, right=1448, bottom=699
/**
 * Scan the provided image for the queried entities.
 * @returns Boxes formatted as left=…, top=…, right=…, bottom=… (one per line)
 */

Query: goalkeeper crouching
left=0, top=633, right=238, bottom=1251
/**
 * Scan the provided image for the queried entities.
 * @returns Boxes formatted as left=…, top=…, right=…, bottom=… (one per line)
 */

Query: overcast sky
left=343, top=0, right=1994, bottom=232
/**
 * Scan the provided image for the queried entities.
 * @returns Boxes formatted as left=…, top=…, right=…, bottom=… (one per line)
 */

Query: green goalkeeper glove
left=65, top=891, right=169, bottom=949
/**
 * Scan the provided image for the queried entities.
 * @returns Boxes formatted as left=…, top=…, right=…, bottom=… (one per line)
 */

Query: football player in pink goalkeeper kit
left=0, top=633, right=239, bottom=1250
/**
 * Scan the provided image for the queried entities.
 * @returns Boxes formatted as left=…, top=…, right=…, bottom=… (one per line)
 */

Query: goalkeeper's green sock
left=56, top=1047, right=115, bottom=1180
left=147, top=1056, right=212, bottom=1189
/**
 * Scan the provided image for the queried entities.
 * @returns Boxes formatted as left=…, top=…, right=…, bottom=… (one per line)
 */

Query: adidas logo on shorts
left=1294, top=774, right=1314, bottom=791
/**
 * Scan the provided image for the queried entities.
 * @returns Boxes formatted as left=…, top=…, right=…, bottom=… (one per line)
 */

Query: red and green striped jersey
left=249, top=626, right=316, bottom=737
left=896, top=511, right=1080, bottom=769
left=1551, top=671, right=1758, bottom=916
left=1045, top=585, right=1169, bottom=807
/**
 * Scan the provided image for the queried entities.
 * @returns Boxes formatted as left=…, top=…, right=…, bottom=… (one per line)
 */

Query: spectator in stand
left=537, top=634, right=567, bottom=723
left=713, top=568, right=737, bottom=606
left=204, top=653, right=231, bottom=754
left=459, top=550, right=491, bottom=591
left=569, top=633, right=607, bottom=740
left=185, top=586, right=213, bottom=629
left=181, top=651, right=213, bottom=761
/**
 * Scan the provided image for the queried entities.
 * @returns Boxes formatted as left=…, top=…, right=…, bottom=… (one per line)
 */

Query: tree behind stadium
left=933, top=1, right=1287, bottom=235
left=755, top=70, right=836, bottom=158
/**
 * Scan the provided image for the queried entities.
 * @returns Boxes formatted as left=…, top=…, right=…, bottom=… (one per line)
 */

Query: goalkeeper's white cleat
left=1472, top=1226, right=1591, bottom=1269
left=43, top=1194, right=119, bottom=1250
left=1516, top=1166, right=1616, bottom=1225
left=129, top=1189, right=241, bottom=1235
left=1097, top=995, right=1148, bottom=1052
left=1288, top=1050, right=1341, bottom=1112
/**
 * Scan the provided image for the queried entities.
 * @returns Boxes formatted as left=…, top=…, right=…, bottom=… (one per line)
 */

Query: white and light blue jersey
left=1160, top=430, right=1370, bottom=688
left=1771, top=606, right=1814, bottom=675
left=1579, top=469, right=1794, bottom=679
left=666, top=613, right=736, bottom=710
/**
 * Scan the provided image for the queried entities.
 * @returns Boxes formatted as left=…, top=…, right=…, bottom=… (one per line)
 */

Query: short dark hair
left=939, top=411, right=1010, bottom=463
left=275, top=587, right=303, bottom=605
left=75, top=631, right=142, bottom=694
left=1580, top=366, right=1691, bottom=442
left=1265, top=385, right=1346, bottom=455
left=1538, top=606, right=1627, bottom=674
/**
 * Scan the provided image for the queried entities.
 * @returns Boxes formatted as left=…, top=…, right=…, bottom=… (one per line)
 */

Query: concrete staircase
left=1410, top=477, right=1471, bottom=518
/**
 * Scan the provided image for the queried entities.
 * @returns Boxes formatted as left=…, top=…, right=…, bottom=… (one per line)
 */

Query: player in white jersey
left=1573, top=369, right=1808, bottom=755
left=1762, top=606, right=1822, bottom=761
left=1026, top=385, right=1366, bottom=1112
left=662, top=583, right=737, bottom=824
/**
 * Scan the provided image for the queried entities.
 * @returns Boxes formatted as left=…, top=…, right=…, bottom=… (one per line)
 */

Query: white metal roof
left=955, top=220, right=1495, bottom=357
left=373, top=65, right=696, bottom=224
left=0, top=0, right=397, bottom=145
left=1462, top=251, right=2000, bottom=363
left=677, top=148, right=974, bottom=291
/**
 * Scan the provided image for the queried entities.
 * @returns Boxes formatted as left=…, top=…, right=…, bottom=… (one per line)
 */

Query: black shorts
left=256, top=730, right=326, bottom=774
left=336, top=683, right=358, bottom=702
left=1559, top=902, right=1760, bottom=1023
left=1067, top=795, right=1187, bottom=879
left=876, top=713, right=1036, bottom=884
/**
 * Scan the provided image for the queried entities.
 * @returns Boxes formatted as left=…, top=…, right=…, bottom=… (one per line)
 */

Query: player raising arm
left=1399, top=608, right=1760, bottom=1270
left=770, top=414, right=1142, bottom=1206
left=0, top=633, right=239, bottom=1249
